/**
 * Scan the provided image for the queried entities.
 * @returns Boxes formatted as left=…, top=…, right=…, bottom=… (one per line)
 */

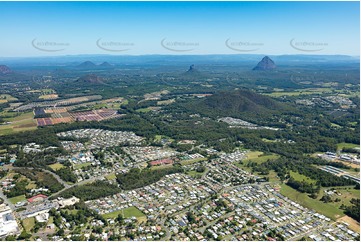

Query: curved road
left=11, top=167, right=70, bottom=189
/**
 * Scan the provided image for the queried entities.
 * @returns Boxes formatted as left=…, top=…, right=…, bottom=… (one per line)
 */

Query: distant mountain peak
left=77, top=61, right=97, bottom=68
left=253, top=56, right=276, bottom=70
left=99, top=61, right=112, bottom=67
left=185, top=64, right=200, bottom=74
left=0, top=65, right=12, bottom=74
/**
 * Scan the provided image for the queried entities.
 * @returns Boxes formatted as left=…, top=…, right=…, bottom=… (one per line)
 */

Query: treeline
left=55, top=167, right=77, bottom=183
left=252, top=157, right=356, bottom=188
left=50, top=201, right=107, bottom=228
left=0, top=169, right=7, bottom=179
left=4, top=179, right=29, bottom=198
left=344, top=198, right=360, bottom=222
left=286, top=177, right=319, bottom=194
left=116, top=166, right=183, bottom=190
left=56, top=180, right=121, bottom=200
left=158, top=100, right=356, bottom=156
left=16, top=168, right=64, bottom=193
left=13, top=149, right=66, bottom=169
left=0, top=128, right=60, bottom=147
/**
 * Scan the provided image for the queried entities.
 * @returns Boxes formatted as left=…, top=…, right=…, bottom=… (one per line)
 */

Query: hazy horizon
left=0, top=1, right=359, bottom=57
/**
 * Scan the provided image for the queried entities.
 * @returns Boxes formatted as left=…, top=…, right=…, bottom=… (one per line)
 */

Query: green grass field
left=25, top=181, right=37, bottom=189
left=105, top=173, right=117, bottom=180
left=268, top=170, right=280, bottom=183
left=0, top=111, right=37, bottom=136
left=154, top=135, right=174, bottom=142
left=157, top=99, right=175, bottom=105
left=40, top=88, right=55, bottom=93
left=154, top=135, right=163, bottom=141
left=331, top=123, right=342, bottom=128
left=337, top=142, right=360, bottom=151
left=244, top=151, right=279, bottom=164
left=136, top=108, right=151, bottom=113
left=186, top=170, right=204, bottom=178
left=317, top=186, right=360, bottom=208
left=64, top=209, right=79, bottom=215
left=22, top=217, right=35, bottom=232
left=280, top=184, right=344, bottom=220
left=290, top=171, right=316, bottom=183
left=49, top=163, right=65, bottom=171
left=39, top=94, right=58, bottom=100
left=0, top=94, right=18, bottom=102
left=245, top=151, right=263, bottom=159
left=8, top=195, right=26, bottom=204
left=47, top=216, right=54, bottom=226
left=103, top=206, right=146, bottom=221
left=74, top=162, right=92, bottom=169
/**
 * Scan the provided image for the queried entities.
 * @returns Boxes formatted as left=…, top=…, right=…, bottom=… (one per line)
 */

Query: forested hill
left=185, top=89, right=296, bottom=119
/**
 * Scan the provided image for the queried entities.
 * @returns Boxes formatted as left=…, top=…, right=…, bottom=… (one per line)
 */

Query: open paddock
left=0, top=111, right=37, bottom=135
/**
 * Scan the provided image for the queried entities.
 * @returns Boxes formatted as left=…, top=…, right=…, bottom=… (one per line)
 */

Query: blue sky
left=0, top=1, right=359, bottom=56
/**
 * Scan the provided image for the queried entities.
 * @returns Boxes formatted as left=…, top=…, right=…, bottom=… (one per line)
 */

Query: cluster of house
left=22, top=143, right=57, bottom=154
left=0, top=154, right=16, bottom=166
left=219, top=150, right=247, bottom=162
left=122, top=146, right=178, bottom=163
left=86, top=173, right=214, bottom=218
left=143, top=90, right=169, bottom=101
left=60, top=141, right=85, bottom=152
left=223, top=184, right=358, bottom=241
left=68, top=152, right=96, bottom=166
left=74, top=163, right=127, bottom=183
left=57, top=129, right=144, bottom=149
left=205, top=159, right=256, bottom=186
left=218, top=117, right=279, bottom=130
left=161, top=183, right=359, bottom=241
left=324, top=96, right=355, bottom=108
left=0, top=177, right=15, bottom=191
left=177, top=140, right=197, bottom=145
left=61, top=149, right=134, bottom=182
left=89, top=218, right=164, bottom=241
left=295, top=98, right=332, bottom=107
left=295, top=96, right=355, bottom=110
left=49, top=210, right=165, bottom=241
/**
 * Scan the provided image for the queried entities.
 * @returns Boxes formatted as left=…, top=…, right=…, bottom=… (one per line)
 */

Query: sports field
left=103, top=206, right=146, bottom=222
